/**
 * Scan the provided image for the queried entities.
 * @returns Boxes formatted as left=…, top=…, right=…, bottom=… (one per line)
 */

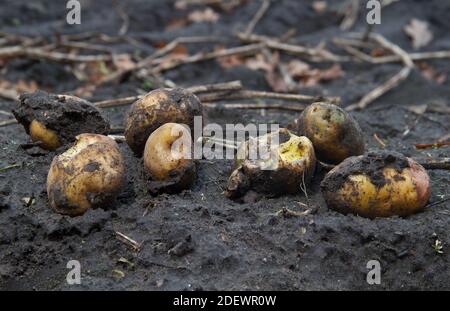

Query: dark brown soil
left=0, top=0, right=449, bottom=290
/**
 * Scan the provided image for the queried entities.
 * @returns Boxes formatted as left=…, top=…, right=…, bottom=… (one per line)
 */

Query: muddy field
left=0, top=0, right=449, bottom=290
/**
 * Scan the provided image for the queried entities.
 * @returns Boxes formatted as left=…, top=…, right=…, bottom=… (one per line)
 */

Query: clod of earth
left=291, top=102, right=365, bottom=164
left=143, top=123, right=196, bottom=194
left=47, top=134, right=125, bottom=216
left=226, top=128, right=316, bottom=201
left=320, top=150, right=431, bottom=218
left=12, top=91, right=110, bottom=150
left=124, top=87, right=203, bottom=156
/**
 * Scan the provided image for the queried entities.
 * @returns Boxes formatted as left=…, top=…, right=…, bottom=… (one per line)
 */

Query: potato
left=47, top=134, right=125, bottom=216
left=143, top=123, right=196, bottom=193
left=226, top=128, right=316, bottom=200
left=320, top=150, right=431, bottom=218
left=29, top=119, right=60, bottom=150
left=292, top=102, right=365, bottom=164
left=125, top=88, right=202, bottom=156
left=13, top=91, right=110, bottom=150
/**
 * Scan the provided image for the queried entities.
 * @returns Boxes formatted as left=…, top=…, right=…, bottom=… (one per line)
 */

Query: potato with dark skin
left=125, top=88, right=202, bottom=156
left=320, top=151, right=431, bottom=218
left=226, top=128, right=316, bottom=200
left=13, top=91, right=110, bottom=150
left=291, top=102, right=365, bottom=164
left=47, top=134, right=125, bottom=216
left=143, top=123, right=196, bottom=194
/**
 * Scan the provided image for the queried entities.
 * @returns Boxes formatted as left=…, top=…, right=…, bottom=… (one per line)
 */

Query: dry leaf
left=404, top=19, right=433, bottom=49
left=287, top=61, right=344, bottom=87
left=213, top=45, right=245, bottom=68
left=165, top=17, right=189, bottom=31
left=245, top=53, right=273, bottom=72
left=319, top=64, right=345, bottom=81
left=0, top=79, right=38, bottom=93
left=286, top=60, right=310, bottom=77
left=217, top=54, right=245, bottom=69
left=312, top=1, right=327, bottom=13
left=417, top=62, right=447, bottom=84
left=113, top=54, right=136, bottom=71
left=188, top=8, right=219, bottom=23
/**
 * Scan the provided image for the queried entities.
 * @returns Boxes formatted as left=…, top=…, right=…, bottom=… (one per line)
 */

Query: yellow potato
left=125, top=88, right=202, bottom=155
left=13, top=91, right=110, bottom=150
left=143, top=123, right=196, bottom=193
left=292, top=102, right=365, bottom=164
left=226, top=128, right=316, bottom=199
left=47, top=134, right=125, bottom=216
left=30, top=120, right=61, bottom=150
left=321, top=151, right=431, bottom=218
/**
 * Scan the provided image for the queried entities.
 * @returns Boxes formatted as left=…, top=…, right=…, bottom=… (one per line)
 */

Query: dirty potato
left=47, top=134, right=125, bottom=216
left=143, top=123, right=196, bottom=194
left=13, top=91, right=110, bottom=150
left=320, top=150, right=431, bottom=218
left=292, top=102, right=365, bottom=164
left=125, top=88, right=202, bottom=156
left=226, top=128, right=316, bottom=200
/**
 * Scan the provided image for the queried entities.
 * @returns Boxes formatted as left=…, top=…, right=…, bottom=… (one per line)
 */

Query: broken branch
left=346, top=33, right=414, bottom=111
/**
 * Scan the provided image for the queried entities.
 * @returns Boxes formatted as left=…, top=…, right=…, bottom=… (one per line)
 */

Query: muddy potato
left=320, top=151, right=431, bottom=218
left=47, top=134, right=125, bottom=216
left=226, top=128, right=316, bottom=200
left=292, top=102, right=365, bottom=164
left=143, top=123, right=196, bottom=193
left=125, top=88, right=202, bottom=156
left=13, top=91, right=110, bottom=150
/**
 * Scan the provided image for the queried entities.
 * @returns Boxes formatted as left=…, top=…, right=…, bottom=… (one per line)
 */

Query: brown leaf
left=319, top=64, right=345, bottom=81
left=165, top=17, right=188, bottom=31
left=188, top=8, right=219, bottom=23
left=418, top=62, right=447, bottom=84
left=213, top=45, right=245, bottom=69
left=113, top=54, right=136, bottom=71
left=286, top=60, right=310, bottom=77
left=404, top=19, right=433, bottom=49
left=0, top=79, right=38, bottom=93
left=245, top=53, right=273, bottom=72
left=287, top=61, right=343, bottom=87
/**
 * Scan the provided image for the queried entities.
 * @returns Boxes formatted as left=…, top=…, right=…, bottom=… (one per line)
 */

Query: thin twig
left=237, top=32, right=349, bottom=62
left=416, top=158, right=450, bottom=170
left=115, top=231, right=142, bottom=251
left=185, top=80, right=243, bottom=93
left=198, top=89, right=339, bottom=103
left=153, top=43, right=265, bottom=72
left=426, top=197, right=450, bottom=209
left=299, top=171, right=310, bottom=208
left=0, top=110, right=13, bottom=117
left=0, top=87, right=19, bottom=101
left=340, top=0, right=360, bottom=31
left=346, top=33, right=414, bottom=111
left=0, top=163, right=21, bottom=172
left=243, top=0, right=271, bottom=37
left=415, top=142, right=450, bottom=150
left=0, top=119, right=18, bottom=127
left=373, top=133, right=386, bottom=148
left=0, top=46, right=115, bottom=63
left=334, top=38, right=450, bottom=63
left=94, top=81, right=245, bottom=108
left=112, top=0, right=130, bottom=36
left=203, top=102, right=307, bottom=112
left=273, top=207, right=311, bottom=218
